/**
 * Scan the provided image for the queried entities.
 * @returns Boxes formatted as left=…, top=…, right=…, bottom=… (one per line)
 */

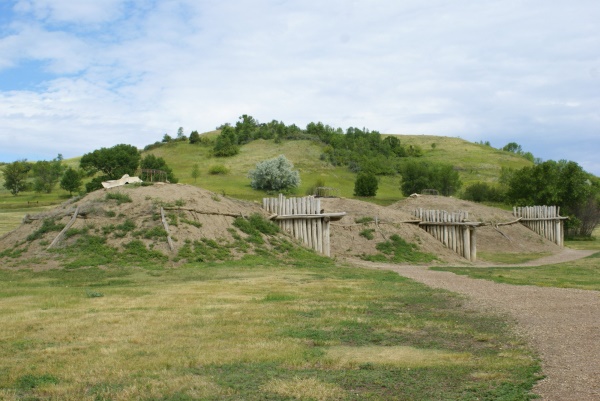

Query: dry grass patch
left=325, top=345, right=472, bottom=369
left=262, top=377, right=346, bottom=401
left=0, top=256, right=541, bottom=400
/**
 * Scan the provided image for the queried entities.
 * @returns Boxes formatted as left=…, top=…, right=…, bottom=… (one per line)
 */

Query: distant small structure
left=139, top=169, right=168, bottom=183
left=102, top=174, right=143, bottom=189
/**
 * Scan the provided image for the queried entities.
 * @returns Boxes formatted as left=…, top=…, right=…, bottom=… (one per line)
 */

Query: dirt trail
left=351, top=249, right=600, bottom=401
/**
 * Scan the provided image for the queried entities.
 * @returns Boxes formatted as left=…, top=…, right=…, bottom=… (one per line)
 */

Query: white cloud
left=13, top=0, right=126, bottom=25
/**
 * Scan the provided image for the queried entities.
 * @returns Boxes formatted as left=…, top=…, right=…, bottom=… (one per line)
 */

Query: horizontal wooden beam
left=520, top=217, right=569, bottom=221
left=270, top=212, right=346, bottom=221
left=418, top=221, right=484, bottom=227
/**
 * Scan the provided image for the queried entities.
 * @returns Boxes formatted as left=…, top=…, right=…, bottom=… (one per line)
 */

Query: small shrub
left=354, top=172, right=378, bottom=197
left=105, top=192, right=132, bottom=205
left=248, top=155, right=300, bottom=192
left=136, top=226, right=167, bottom=239
left=355, top=216, right=374, bottom=224
left=105, top=210, right=116, bottom=217
left=248, top=214, right=280, bottom=235
left=233, top=214, right=280, bottom=245
left=208, top=164, right=230, bottom=175
left=175, top=198, right=186, bottom=206
left=181, top=218, right=202, bottom=228
left=27, top=219, right=65, bottom=241
left=359, top=229, right=375, bottom=240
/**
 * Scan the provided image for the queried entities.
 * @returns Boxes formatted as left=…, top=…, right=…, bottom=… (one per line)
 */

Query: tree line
left=2, top=145, right=177, bottom=196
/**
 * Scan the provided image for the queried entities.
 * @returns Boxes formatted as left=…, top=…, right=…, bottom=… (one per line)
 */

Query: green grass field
left=390, top=135, right=532, bottom=186
left=0, top=252, right=540, bottom=400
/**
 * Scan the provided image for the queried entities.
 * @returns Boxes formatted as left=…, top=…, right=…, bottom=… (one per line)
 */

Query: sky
left=1, top=0, right=599, bottom=175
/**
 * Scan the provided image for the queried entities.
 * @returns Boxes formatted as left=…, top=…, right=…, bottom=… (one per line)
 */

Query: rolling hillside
left=143, top=133, right=533, bottom=203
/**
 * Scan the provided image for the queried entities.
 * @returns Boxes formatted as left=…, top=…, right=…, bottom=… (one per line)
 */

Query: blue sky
left=1, top=0, right=599, bottom=175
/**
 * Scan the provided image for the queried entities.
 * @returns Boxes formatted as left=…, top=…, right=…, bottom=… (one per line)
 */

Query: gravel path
left=352, top=249, right=600, bottom=401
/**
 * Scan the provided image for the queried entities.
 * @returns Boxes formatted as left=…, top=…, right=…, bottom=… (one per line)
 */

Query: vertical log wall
left=413, top=208, right=479, bottom=261
left=513, top=206, right=566, bottom=246
left=263, top=194, right=331, bottom=256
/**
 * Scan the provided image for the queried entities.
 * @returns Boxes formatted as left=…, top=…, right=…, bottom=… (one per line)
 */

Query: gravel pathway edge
left=350, top=250, right=600, bottom=401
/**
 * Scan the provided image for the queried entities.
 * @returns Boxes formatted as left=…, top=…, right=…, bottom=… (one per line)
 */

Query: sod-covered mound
left=0, top=184, right=562, bottom=270
left=0, top=184, right=289, bottom=270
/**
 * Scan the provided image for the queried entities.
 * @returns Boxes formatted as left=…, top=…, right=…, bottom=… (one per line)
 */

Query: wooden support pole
left=324, top=218, right=331, bottom=257
left=47, top=207, right=80, bottom=250
left=463, top=226, right=471, bottom=260
left=470, top=227, right=477, bottom=262
left=160, top=207, right=175, bottom=252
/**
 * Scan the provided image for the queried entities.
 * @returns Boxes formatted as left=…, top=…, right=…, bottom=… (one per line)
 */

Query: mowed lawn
left=0, top=255, right=540, bottom=400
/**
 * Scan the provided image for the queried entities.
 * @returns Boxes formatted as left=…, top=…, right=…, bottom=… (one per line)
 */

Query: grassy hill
left=143, top=134, right=532, bottom=203
left=0, top=133, right=533, bottom=234
left=386, top=135, right=532, bottom=184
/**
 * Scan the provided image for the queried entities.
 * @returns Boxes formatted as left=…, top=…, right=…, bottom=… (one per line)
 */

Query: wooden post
left=463, top=226, right=471, bottom=260
left=470, top=227, right=477, bottom=262
left=47, top=207, right=80, bottom=250
left=323, top=217, right=331, bottom=257
left=160, top=207, right=175, bottom=252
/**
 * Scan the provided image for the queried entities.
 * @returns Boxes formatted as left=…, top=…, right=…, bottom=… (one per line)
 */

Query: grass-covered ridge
left=143, top=134, right=532, bottom=203
left=0, top=253, right=540, bottom=400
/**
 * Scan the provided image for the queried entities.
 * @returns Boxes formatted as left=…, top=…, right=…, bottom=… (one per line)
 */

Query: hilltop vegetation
left=2, top=114, right=599, bottom=237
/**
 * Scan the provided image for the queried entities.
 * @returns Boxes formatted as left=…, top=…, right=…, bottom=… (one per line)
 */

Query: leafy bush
left=233, top=214, right=280, bottom=244
left=462, top=182, right=505, bottom=203
left=208, top=164, right=230, bottom=175
left=399, top=160, right=461, bottom=196
left=354, top=172, right=378, bottom=197
left=248, top=155, right=300, bottom=192
left=213, top=126, right=239, bottom=157
left=355, top=216, right=374, bottom=224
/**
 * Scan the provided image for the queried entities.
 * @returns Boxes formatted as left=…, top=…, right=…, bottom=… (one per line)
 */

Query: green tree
left=80, top=144, right=141, bottom=180
left=462, top=182, right=505, bottom=203
left=502, top=142, right=523, bottom=154
left=213, top=126, right=239, bottom=157
left=191, top=163, right=200, bottom=183
left=60, top=167, right=82, bottom=195
left=235, top=114, right=259, bottom=144
left=189, top=131, right=201, bottom=144
left=32, top=156, right=63, bottom=193
left=248, top=155, right=300, bottom=192
left=2, top=160, right=31, bottom=195
left=400, top=161, right=461, bottom=196
left=354, top=172, right=378, bottom=197
left=140, top=154, right=178, bottom=183
left=176, top=127, right=185, bottom=140
left=506, top=160, right=597, bottom=235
